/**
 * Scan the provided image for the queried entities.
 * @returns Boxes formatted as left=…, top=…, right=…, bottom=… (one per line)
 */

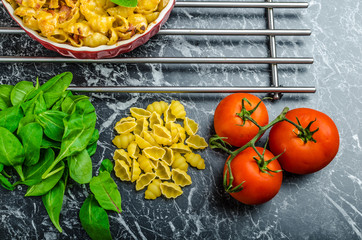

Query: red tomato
left=269, top=108, right=340, bottom=174
left=214, top=93, right=269, bottom=147
left=224, top=147, right=283, bottom=205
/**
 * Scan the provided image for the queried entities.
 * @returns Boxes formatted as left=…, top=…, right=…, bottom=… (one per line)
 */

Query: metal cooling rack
left=0, top=1, right=315, bottom=99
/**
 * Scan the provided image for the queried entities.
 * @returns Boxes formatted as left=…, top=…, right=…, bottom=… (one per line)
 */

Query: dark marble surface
left=1, top=0, right=362, bottom=239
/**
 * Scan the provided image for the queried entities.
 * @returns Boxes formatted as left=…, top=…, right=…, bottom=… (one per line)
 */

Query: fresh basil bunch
left=0, top=73, right=122, bottom=239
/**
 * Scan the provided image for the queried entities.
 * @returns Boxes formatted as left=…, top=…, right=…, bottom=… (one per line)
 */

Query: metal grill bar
left=174, top=1, right=308, bottom=8
left=0, top=27, right=312, bottom=36
left=67, top=86, right=316, bottom=93
left=0, top=1, right=309, bottom=8
left=0, top=57, right=314, bottom=64
left=0, top=1, right=313, bottom=95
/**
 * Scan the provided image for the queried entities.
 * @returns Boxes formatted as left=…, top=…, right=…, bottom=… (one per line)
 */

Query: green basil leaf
left=42, top=174, right=66, bottom=232
left=10, top=81, right=35, bottom=106
left=25, top=161, right=64, bottom=197
left=42, top=99, right=96, bottom=179
left=0, top=173, right=15, bottom=191
left=20, top=148, right=55, bottom=186
left=99, top=159, right=114, bottom=174
left=67, top=149, right=92, bottom=184
left=17, top=113, right=36, bottom=135
left=28, top=72, right=73, bottom=109
left=0, top=85, right=13, bottom=108
left=86, top=141, right=98, bottom=157
left=0, top=105, right=24, bottom=132
left=61, top=95, right=89, bottom=115
left=0, top=97, right=8, bottom=111
left=21, top=91, right=47, bottom=116
left=0, top=127, right=25, bottom=181
left=79, top=194, right=112, bottom=240
left=41, top=136, right=61, bottom=149
left=18, top=122, right=43, bottom=166
left=111, top=0, right=137, bottom=8
left=36, top=110, right=68, bottom=142
left=90, top=171, right=122, bottom=213
left=51, top=90, right=73, bottom=111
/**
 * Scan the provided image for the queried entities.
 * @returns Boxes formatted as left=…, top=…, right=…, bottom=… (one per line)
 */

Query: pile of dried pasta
left=8, top=0, right=169, bottom=47
left=112, top=100, right=208, bottom=199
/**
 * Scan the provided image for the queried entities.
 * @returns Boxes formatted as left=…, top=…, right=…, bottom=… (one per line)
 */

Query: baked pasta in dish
left=7, top=0, right=169, bottom=47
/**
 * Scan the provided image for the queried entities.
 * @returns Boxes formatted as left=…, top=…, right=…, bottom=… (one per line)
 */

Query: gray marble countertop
left=1, top=0, right=361, bottom=239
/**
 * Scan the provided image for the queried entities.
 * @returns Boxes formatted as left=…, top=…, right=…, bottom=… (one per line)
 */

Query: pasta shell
left=172, top=168, right=192, bottom=187
left=155, top=161, right=172, bottom=180
left=145, top=179, right=162, bottom=200
left=160, top=182, right=183, bottom=199
left=170, top=100, right=186, bottom=119
left=152, top=124, right=172, bottom=145
left=175, top=123, right=186, bottom=143
left=134, top=118, right=149, bottom=135
left=114, top=121, right=137, bottom=134
left=184, top=152, right=205, bottom=170
left=170, top=143, right=191, bottom=154
left=131, top=159, right=142, bottom=182
left=114, top=159, right=131, bottom=181
left=146, top=101, right=169, bottom=116
left=127, top=141, right=140, bottom=159
left=143, top=146, right=166, bottom=160
left=112, top=133, right=135, bottom=149
left=143, top=131, right=159, bottom=147
left=164, top=104, right=176, bottom=123
left=185, top=135, right=208, bottom=149
left=138, top=154, right=154, bottom=173
left=130, top=107, right=151, bottom=119
left=113, top=149, right=131, bottom=165
left=135, top=172, right=156, bottom=191
left=135, top=134, right=153, bottom=149
left=115, top=116, right=135, bottom=125
left=184, top=117, right=198, bottom=136
left=149, top=112, right=163, bottom=129
left=165, top=121, right=180, bottom=143
left=171, top=153, right=188, bottom=172
left=162, top=148, right=174, bottom=166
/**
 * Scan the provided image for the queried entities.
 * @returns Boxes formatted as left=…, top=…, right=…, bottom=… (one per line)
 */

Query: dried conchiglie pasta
left=146, top=101, right=169, bottom=116
left=136, top=172, right=156, bottom=191
left=160, top=182, right=183, bottom=199
left=130, top=107, right=152, bottom=119
left=162, top=148, right=174, bottom=166
left=172, top=168, right=192, bottom=187
left=175, top=123, right=186, bottom=143
left=155, top=161, right=172, bottom=180
left=165, top=122, right=179, bottom=144
left=114, top=159, right=131, bottom=181
left=143, top=131, right=159, bottom=147
left=135, top=134, right=153, bottom=149
left=164, top=104, right=176, bottom=123
left=184, top=117, right=198, bottom=136
left=171, top=152, right=188, bottom=172
left=138, top=154, right=154, bottom=172
left=170, top=100, right=186, bottom=119
left=149, top=112, right=164, bottom=129
left=115, top=116, right=135, bottom=126
left=152, top=124, right=172, bottom=145
left=145, top=179, right=162, bottom=200
left=143, top=146, right=166, bottom=160
left=131, top=159, right=142, bottom=182
left=114, top=121, right=137, bottom=134
left=170, top=143, right=191, bottom=154
left=134, top=118, right=149, bottom=135
left=184, top=152, right=205, bottom=170
left=127, top=141, right=140, bottom=159
left=112, top=133, right=135, bottom=149
left=185, top=135, right=208, bottom=150
left=113, top=149, right=132, bottom=165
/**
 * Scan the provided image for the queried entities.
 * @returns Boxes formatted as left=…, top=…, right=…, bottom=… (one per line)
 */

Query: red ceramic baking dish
left=1, top=0, right=175, bottom=59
